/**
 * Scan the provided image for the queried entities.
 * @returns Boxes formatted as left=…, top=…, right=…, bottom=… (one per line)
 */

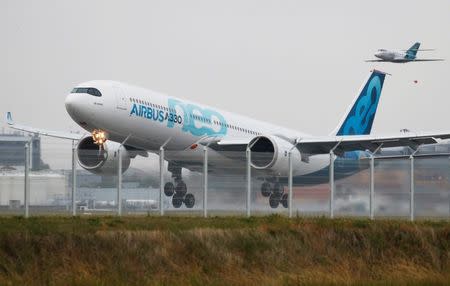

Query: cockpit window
left=71, top=87, right=102, bottom=97
left=88, top=88, right=102, bottom=97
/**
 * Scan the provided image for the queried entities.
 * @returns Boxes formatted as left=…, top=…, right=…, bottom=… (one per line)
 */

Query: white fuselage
left=375, top=50, right=411, bottom=62
left=65, top=81, right=329, bottom=176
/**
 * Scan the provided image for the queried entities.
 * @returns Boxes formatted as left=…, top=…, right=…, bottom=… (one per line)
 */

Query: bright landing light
left=92, top=129, right=107, bottom=145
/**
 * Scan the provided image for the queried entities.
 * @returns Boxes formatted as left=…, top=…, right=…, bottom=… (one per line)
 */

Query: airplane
left=366, top=42, right=444, bottom=63
left=7, top=70, right=450, bottom=209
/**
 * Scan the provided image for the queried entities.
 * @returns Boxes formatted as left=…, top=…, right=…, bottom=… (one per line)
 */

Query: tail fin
left=405, top=42, right=420, bottom=59
left=333, top=70, right=387, bottom=136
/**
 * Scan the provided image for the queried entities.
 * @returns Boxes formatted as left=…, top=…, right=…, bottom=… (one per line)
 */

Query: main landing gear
left=164, top=164, right=195, bottom=208
left=260, top=181, right=288, bottom=209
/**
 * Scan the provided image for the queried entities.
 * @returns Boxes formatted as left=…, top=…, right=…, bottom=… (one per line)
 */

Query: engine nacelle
left=248, top=135, right=302, bottom=175
left=77, top=137, right=131, bottom=175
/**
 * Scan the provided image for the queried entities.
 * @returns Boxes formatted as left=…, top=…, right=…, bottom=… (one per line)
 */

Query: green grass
left=0, top=215, right=448, bottom=285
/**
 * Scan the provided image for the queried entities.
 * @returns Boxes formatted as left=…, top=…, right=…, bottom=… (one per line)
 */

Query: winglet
left=6, top=112, right=13, bottom=125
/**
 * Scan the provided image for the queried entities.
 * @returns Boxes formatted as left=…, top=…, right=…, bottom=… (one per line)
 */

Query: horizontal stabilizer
left=402, top=49, right=435, bottom=51
left=413, top=59, right=445, bottom=62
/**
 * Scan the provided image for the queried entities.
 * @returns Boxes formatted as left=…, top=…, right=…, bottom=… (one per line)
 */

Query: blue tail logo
left=336, top=71, right=386, bottom=136
left=405, top=42, right=420, bottom=60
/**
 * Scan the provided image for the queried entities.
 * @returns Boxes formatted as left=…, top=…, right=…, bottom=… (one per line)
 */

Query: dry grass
left=0, top=215, right=447, bottom=285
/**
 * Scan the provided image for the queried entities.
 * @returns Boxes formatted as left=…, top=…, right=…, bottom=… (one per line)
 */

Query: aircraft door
left=113, top=86, right=128, bottom=111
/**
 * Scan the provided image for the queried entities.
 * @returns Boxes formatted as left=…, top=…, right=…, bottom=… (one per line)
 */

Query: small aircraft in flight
left=366, top=42, right=444, bottom=63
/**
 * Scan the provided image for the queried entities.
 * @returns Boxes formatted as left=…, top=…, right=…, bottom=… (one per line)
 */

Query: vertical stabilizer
left=333, top=70, right=387, bottom=136
left=405, top=42, right=421, bottom=60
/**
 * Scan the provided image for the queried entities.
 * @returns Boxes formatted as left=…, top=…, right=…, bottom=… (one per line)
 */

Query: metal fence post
left=410, top=155, right=415, bottom=222
left=288, top=151, right=293, bottom=218
left=369, top=144, right=383, bottom=220
left=24, top=141, right=30, bottom=218
left=29, top=137, right=33, bottom=170
left=158, top=138, right=172, bottom=216
left=287, top=139, right=300, bottom=219
left=71, top=140, right=77, bottom=216
left=246, top=147, right=251, bottom=218
left=203, top=146, right=208, bottom=218
left=329, top=151, right=335, bottom=219
left=159, top=146, right=165, bottom=216
left=117, top=148, right=122, bottom=216
left=116, top=135, right=131, bottom=217
left=370, top=155, right=375, bottom=220
left=328, top=142, right=341, bottom=219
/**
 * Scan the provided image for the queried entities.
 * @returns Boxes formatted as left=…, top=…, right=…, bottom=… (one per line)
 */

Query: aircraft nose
left=65, top=93, right=78, bottom=115
left=65, top=93, right=89, bottom=121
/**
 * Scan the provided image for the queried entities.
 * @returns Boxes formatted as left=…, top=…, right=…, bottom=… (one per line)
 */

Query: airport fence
left=0, top=138, right=449, bottom=220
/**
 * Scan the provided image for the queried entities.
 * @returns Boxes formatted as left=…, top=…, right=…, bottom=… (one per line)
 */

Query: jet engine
left=77, top=136, right=131, bottom=175
left=248, top=135, right=301, bottom=175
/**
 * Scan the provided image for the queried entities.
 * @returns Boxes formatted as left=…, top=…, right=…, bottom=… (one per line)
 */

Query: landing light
left=92, top=129, right=107, bottom=145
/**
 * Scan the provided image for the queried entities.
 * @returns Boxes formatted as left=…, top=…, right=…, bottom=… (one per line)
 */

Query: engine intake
left=77, top=137, right=130, bottom=175
left=249, top=136, right=276, bottom=169
left=249, top=135, right=301, bottom=175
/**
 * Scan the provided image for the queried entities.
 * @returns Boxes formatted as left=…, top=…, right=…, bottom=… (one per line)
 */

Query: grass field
left=0, top=215, right=448, bottom=285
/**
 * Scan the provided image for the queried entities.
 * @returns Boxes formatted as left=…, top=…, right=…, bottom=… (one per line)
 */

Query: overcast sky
left=1, top=0, right=450, bottom=168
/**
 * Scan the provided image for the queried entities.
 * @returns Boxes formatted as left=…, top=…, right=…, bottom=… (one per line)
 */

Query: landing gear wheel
left=272, top=183, right=283, bottom=195
left=164, top=182, right=175, bottom=197
left=261, top=182, right=272, bottom=197
left=269, top=193, right=281, bottom=209
left=184, top=193, right=195, bottom=208
left=172, top=193, right=183, bottom=208
left=175, top=181, right=187, bottom=197
left=281, top=193, right=288, bottom=208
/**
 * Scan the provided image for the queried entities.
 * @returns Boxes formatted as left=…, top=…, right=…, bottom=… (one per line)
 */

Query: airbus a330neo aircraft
left=366, top=42, right=444, bottom=63
left=7, top=70, right=450, bottom=209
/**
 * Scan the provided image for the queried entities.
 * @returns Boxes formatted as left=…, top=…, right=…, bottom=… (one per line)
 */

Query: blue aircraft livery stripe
left=130, top=98, right=228, bottom=137
left=336, top=71, right=386, bottom=136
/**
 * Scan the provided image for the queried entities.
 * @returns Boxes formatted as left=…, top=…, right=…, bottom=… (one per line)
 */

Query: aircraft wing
left=297, top=132, right=450, bottom=155
left=203, top=137, right=251, bottom=152
left=202, top=131, right=450, bottom=156
left=365, top=59, right=388, bottom=62
left=413, top=59, right=445, bottom=62
left=216, top=138, right=252, bottom=145
left=6, top=112, right=85, bottom=140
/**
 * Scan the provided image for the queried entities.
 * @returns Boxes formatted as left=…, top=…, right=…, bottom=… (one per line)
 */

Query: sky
left=1, top=0, right=450, bottom=168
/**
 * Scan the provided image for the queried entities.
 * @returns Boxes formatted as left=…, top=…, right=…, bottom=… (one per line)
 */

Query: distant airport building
left=0, top=131, right=47, bottom=171
left=0, top=171, right=66, bottom=205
